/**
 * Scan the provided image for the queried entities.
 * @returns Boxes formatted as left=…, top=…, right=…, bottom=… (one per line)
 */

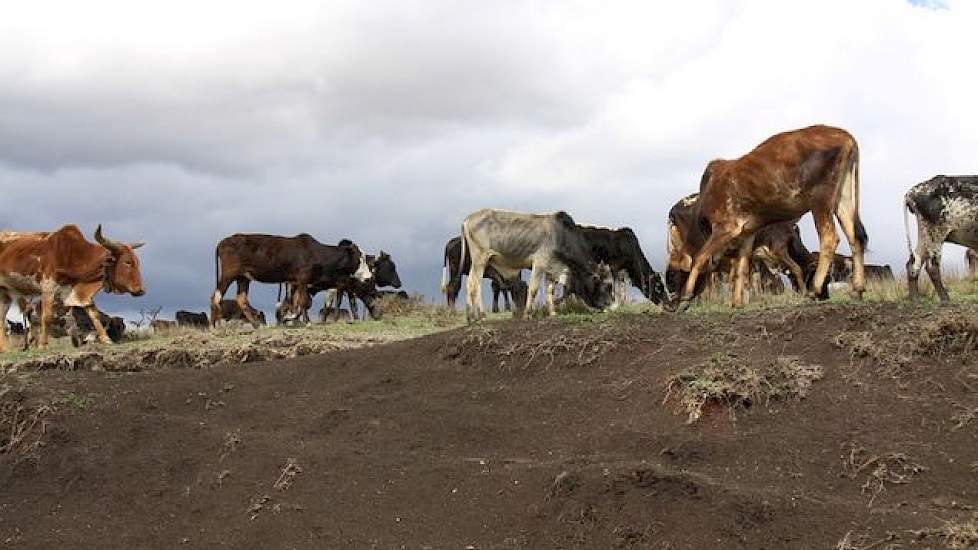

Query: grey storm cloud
left=1, top=0, right=977, bottom=320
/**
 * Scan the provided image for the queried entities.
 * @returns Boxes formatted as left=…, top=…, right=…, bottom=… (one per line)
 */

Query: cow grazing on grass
left=459, top=209, right=615, bottom=321
left=176, top=310, right=209, bottom=328
left=442, top=236, right=528, bottom=314
left=666, top=125, right=866, bottom=312
left=666, top=193, right=810, bottom=298
left=865, top=264, right=894, bottom=281
left=211, top=233, right=371, bottom=327
left=0, top=225, right=145, bottom=352
left=69, top=308, right=125, bottom=346
left=576, top=225, right=667, bottom=306
left=151, top=319, right=177, bottom=332
left=325, top=250, right=403, bottom=321
left=218, top=299, right=267, bottom=325
left=904, top=175, right=978, bottom=302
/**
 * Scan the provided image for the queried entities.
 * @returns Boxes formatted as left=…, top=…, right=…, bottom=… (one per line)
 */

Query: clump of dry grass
left=910, top=514, right=978, bottom=549
left=664, top=353, right=823, bottom=423
left=0, top=386, right=54, bottom=456
left=834, top=311, right=978, bottom=376
left=834, top=530, right=898, bottom=550
left=498, top=333, right=618, bottom=370
left=841, top=445, right=927, bottom=507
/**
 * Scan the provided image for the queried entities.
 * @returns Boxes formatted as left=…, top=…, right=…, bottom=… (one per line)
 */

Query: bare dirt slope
left=2, top=302, right=977, bottom=549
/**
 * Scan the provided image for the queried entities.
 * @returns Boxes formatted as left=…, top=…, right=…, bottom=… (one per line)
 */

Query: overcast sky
left=2, top=0, right=976, bottom=320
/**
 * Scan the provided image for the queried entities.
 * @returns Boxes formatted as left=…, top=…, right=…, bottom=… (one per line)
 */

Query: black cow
left=71, top=309, right=125, bottom=346
left=576, top=225, right=666, bottom=306
left=176, top=310, right=209, bottom=328
left=441, top=236, right=528, bottom=314
left=325, top=250, right=403, bottom=321
left=211, top=233, right=372, bottom=327
left=6, top=320, right=24, bottom=335
left=904, top=176, right=978, bottom=302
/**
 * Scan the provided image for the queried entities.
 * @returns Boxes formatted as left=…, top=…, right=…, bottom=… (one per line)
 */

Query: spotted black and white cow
left=904, top=175, right=978, bottom=302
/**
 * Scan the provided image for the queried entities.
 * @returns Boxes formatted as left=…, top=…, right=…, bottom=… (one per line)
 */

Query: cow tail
left=214, top=245, right=220, bottom=295
left=458, top=222, right=468, bottom=287
left=904, top=194, right=915, bottom=259
left=440, top=246, right=449, bottom=293
left=848, top=143, right=868, bottom=251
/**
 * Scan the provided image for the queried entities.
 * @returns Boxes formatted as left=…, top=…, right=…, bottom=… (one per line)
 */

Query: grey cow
left=904, top=175, right=978, bottom=302
left=459, top=209, right=615, bottom=322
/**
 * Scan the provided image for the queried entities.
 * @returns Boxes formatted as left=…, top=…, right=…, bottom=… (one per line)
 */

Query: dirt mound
left=2, top=302, right=977, bottom=549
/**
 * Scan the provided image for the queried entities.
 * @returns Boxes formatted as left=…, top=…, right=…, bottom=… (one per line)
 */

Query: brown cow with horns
left=0, top=225, right=145, bottom=352
left=665, top=125, right=867, bottom=312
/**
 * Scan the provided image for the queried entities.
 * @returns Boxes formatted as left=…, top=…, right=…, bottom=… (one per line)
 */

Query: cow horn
left=94, top=225, right=122, bottom=253
left=130, top=241, right=146, bottom=249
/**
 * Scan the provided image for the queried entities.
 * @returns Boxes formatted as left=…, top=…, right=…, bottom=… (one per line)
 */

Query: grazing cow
left=576, top=225, right=667, bottom=306
left=666, top=125, right=866, bottom=311
left=460, top=209, right=615, bottom=321
left=904, top=175, right=978, bottom=302
left=70, top=308, right=125, bottom=346
left=176, top=310, right=209, bottom=328
left=967, top=249, right=978, bottom=280
left=325, top=250, right=403, bottom=321
left=0, top=225, right=145, bottom=352
left=864, top=264, right=894, bottom=281
left=211, top=233, right=372, bottom=327
left=666, top=193, right=811, bottom=297
left=218, top=299, right=267, bottom=325
left=151, top=319, right=177, bottom=332
left=442, top=236, right=528, bottom=314
left=802, top=252, right=853, bottom=297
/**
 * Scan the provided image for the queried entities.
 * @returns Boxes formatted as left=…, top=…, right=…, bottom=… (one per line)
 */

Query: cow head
left=573, top=262, right=615, bottom=309
left=339, top=241, right=373, bottom=283
left=95, top=225, right=146, bottom=297
left=369, top=251, right=402, bottom=288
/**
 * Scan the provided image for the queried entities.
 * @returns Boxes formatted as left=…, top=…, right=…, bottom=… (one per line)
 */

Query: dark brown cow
left=666, top=125, right=866, bottom=311
left=176, top=310, right=209, bottom=328
left=666, top=193, right=810, bottom=298
left=211, top=233, right=371, bottom=327
left=0, top=225, right=145, bottom=352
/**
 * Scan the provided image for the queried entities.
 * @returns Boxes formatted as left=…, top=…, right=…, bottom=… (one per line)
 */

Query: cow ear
left=379, top=250, right=389, bottom=259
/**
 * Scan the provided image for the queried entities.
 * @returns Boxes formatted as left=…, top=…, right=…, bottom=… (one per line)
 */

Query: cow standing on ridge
left=904, top=175, right=978, bottom=302
left=211, top=233, right=371, bottom=327
left=575, top=225, right=667, bottom=307
left=666, top=125, right=867, bottom=311
left=0, top=225, right=145, bottom=352
left=459, top=209, right=614, bottom=321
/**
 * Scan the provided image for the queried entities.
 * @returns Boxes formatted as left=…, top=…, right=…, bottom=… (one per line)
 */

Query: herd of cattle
left=1, top=124, right=978, bottom=353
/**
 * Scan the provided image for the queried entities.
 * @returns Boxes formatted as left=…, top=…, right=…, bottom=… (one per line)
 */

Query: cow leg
left=211, top=277, right=233, bottom=327
left=907, top=223, right=944, bottom=302
left=673, top=227, right=739, bottom=312
left=38, top=291, right=55, bottom=349
left=491, top=279, right=501, bottom=313
left=836, top=207, right=866, bottom=300
left=808, top=208, right=840, bottom=301
left=925, top=249, right=951, bottom=303
left=84, top=305, right=112, bottom=344
left=465, top=258, right=488, bottom=323
left=234, top=279, right=261, bottom=328
left=348, top=290, right=359, bottom=321
left=503, top=288, right=512, bottom=312
left=546, top=277, right=558, bottom=316
left=522, top=265, right=544, bottom=319
left=0, top=291, right=10, bottom=353
left=731, top=235, right=755, bottom=308
left=780, top=253, right=807, bottom=294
